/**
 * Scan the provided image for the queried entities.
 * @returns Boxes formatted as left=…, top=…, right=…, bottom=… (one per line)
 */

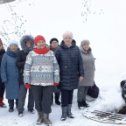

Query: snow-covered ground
left=0, top=81, right=125, bottom=126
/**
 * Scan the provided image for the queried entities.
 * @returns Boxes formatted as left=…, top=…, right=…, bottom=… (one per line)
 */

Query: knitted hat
left=63, top=31, right=73, bottom=39
left=8, top=40, right=18, bottom=47
left=50, top=38, right=59, bottom=44
left=81, top=40, right=90, bottom=46
left=0, top=38, right=3, bottom=45
left=34, top=35, right=46, bottom=45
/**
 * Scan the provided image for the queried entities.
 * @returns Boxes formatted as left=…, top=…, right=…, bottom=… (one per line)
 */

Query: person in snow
left=24, top=35, right=60, bottom=125
left=1, top=40, right=19, bottom=112
left=0, top=38, right=6, bottom=107
left=77, top=40, right=95, bottom=109
left=17, top=35, right=35, bottom=117
left=50, top=38, right=61, bottom=105
left=55, top=31, right=84, bottom=121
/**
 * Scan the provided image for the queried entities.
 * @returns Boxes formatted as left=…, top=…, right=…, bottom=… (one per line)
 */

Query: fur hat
left=20, top=35, right=34, bottom=50
left=63, top=31, right=73, bottom=39
left=34, top=35, right=46, bottom=45
left=50, top=38, right=59, bottom=44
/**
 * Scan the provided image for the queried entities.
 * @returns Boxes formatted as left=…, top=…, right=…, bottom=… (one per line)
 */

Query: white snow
left=0, top=85, right=125, bottom=126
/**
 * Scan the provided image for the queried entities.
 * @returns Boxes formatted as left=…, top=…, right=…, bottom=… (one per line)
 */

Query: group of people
left=0, top=31, right=96, bottom=125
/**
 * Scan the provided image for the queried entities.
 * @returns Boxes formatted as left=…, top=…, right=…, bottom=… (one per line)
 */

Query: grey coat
left=79, top=47, right=95, bottom=87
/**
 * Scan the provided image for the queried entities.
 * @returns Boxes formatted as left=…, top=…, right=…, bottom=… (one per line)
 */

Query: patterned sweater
left=24, top=50, right=60, bottom=86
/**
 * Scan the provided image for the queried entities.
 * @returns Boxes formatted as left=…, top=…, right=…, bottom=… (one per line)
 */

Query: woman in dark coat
left=77, top=40, right=95, bottom=108
left=17, top=35, right=35, bottom=117
left=0, top=38, right=6, bottom=107
left=55, top=31, right=84, bottom=121
left=50, top=38, right=61, bottom=105
left=1, top=40, right=19, bottom=112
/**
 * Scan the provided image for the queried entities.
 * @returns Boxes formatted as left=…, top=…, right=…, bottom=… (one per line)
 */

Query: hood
left=20, top=35, right=34, bottom=52
left=60, top=39, right=76, bottom=49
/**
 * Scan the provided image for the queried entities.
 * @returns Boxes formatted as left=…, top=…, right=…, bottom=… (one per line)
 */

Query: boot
left=61, top=106, right=67, bottom=121
left=67, top=104, right=74, bottom=118
left=55, top=93, right=60, bottom=105
left=36, top=112, right=43, bottom=125
left=9, top=107, right=14, bottom=112
left=82, top=100, right=89, bottom=107
left=78, top=101, right=83, bottom=109
left=15, top=99, right=18, bottom=109
left=0, top=97, right=6, bottom=108
left=8, top=100, right=14, bottom=112
left=43, top=113, right=52, bottom=125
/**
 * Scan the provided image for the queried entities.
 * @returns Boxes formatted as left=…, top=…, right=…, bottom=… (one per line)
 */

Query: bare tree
left=0, top=1, right=30, bottom=44
left=81, top=0, right=104, bottom=23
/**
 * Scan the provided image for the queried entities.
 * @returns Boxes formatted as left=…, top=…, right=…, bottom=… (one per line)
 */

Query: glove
left=53, top=83, right=59, bottom=87
left=25, top=83, right=31, bottom=89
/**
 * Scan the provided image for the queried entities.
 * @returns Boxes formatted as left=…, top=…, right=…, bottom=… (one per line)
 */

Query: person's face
left=83, top=43, right=90, bottom=51
left=9, top=44, right=18, bottom=52
left=63, top=36, right=72, bottom=46
left=51, top=41, right=58, bottom=49
left=36, top=40, right=46, bottom=49
left=26, top=41, right=33, bottom=48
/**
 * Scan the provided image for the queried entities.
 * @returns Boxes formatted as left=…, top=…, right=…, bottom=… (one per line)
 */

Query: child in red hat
left=24, top=35, right=60, bottom=125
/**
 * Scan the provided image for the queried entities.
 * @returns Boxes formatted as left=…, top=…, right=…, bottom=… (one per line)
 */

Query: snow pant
left=18, top=84, right=34, bottom=113
left=77, top=86, right=90, bottom=102
left=31, top=85, right=53, bottom=114
left=61, top=89, right=74, bottom=107
left=0, top=82, right=5, bottom=98
left=8, top=99, right=18, bottom=108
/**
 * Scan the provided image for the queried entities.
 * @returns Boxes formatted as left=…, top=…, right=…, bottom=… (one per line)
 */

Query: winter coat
left=0, top=49, right=5, bottom=83
left=1, top=49, right=19, bottom=99
left=50, top=46, right=61, bottom=93
left=79, top=47, right=95, bottom=87
left=24, top=50, right=60, bottom=86
left=16, top=35, right=34, bottom=85
left=55, top=40, right=84, bottom=90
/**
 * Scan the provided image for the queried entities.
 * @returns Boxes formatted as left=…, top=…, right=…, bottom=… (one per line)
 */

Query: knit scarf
left=33, top=48, right=49, bottom=54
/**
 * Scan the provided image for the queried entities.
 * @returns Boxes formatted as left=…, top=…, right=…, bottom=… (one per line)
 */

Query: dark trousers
left=8, top=99, right=18, bottom=108
left=31, top=85, right=53, bottom=114
left=61, top=89, right=74, bottom=107
left=77, top=86, right=89, bottom=102
left=0, top=82, right=5, bottom=98
left=18, top=85, right=34, bottom=113
left=52, top=87, right=60, bottom=103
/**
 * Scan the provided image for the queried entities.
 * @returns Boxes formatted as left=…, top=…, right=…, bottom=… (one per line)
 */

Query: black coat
left=16, top=35, right=34, bottom=85
left=0, top=49, right=5, bottom=83
left=16, top=51, right=28, bottom=85
left=55, top=40, right=84, bottom=90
